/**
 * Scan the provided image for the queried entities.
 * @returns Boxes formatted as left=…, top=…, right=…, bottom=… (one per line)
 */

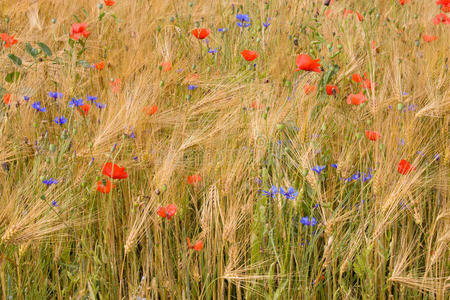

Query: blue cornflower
left=263, top=22, right=271, bottom=28
left=130, top=131, right=136, bottom=139
left=279, top=187, right=298, bottom=200
left=208, top=47, right=218, bottom=54
left=133, top=156, right=138, bottom=161
left=352, top=172, right=361, bottom=181
left=48, top=92, right=63, bottom=99
left=87, top=95, right=98, bottom=101
left=262, top=185, right=278, bottom=198
left=43, top=178, right=58, bottom=185
left=401, top=91, right=408, bottom=96
left=331, top=163, right=338, bottom=168
left=237, top=22, right=251, bottom=28
left=218, top=28, right=228, bottom=32
left=433, top=154, right=440, bottom=161
left=69, top=98, right=83, bottom=107
left=362, top=173, right=373, bottom=182
left=312, top=165, right=326, bottom=174
left=31, top=101, right=47, bottom=112
left=300, top=217, right=317, bottom=226
left=24, top=96, right=30, bottom=101
left=236, top=14, right=250, bottom=22
left=51, top=200, right=59, bottom=207
left=54, top=116, right=68, bottom=125
left=188, top=85, right=197, bottom=90
left=255, top=177, right=262, bottom=184
left=94, top=102, right=106, bottom=109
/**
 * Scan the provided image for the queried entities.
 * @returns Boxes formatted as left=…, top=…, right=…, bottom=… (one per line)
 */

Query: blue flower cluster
left=43, top=178, right=58, bottom=185
left=262, top=185, right=298, bottom=200
left=300, top=217, right=317, bottom=226
left=236, top=14, right=251, bottom=28
left=54, top=116, right=68, bottom=125
left=31, top=101, right=46, bottom=112
left=48, top=92, right=63, bottom=99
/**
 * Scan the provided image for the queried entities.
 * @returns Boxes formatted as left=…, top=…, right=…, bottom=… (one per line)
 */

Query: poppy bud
left=161, top=184, right=167, bottom=192
left=186, top=94, right=192, bottom=101
left=49, top=144, right=56, bottom=152
left=40, top=195, right=46, bottom=200
left=159, top=80, right=164, bottom=87
left=51, top=18, right=56, bottom=24
left=277, top=123, right=285, bottom=130
left=33, top=122, right=38, bottom=128
left=397, top=103, right=404, bottom=111
left=98, top=3, right=103, bottom=9
left=302, top=169, right=309, bottom=176
left=40, top=175, right=45, bottom=181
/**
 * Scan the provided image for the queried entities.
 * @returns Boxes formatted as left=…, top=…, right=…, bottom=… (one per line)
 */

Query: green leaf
left=82, top=8, right=89, bottom=17
left=8, top=54, right=22, bottom=66
left=73, top=14, right=81, bottom=22
left=37, top=42, right=52, bottom=56
left=25, top=43, right=39, bottom=58
left=98, top=12, right=106, bottom=21
left=68, top=39, right=75, bottom=48
left=5, top=72, right=21, bottom=83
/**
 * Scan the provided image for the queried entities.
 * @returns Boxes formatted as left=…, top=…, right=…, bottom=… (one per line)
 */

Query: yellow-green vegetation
left=0, top=0, right=448, bottom=298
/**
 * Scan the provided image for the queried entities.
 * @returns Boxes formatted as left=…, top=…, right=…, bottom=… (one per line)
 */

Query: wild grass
left=0, top=0, right=448, bottom=299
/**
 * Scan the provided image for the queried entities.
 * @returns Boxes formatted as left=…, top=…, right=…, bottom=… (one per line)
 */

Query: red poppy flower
left=104, top=0, right=115, bottom=6
left=303, top=84, right=316, bottom=95
left=355, top=11, right=364, bottom=21
left=187, top=238, right=204, bottom=251
left=101, top=162, right=128, bottom=179
left=326, top=85, right=339, bottom=95
left=347, top=92, right=367, bottom=105
left=344, top=10, right=363, bottom=21
left=160, top=61, right=172, bottom=72
left=143, top=105, right=158, bottom=115
left=240, top=50, right=259, bottom=61
left=3, top=93, right=12, bottom=105
left=352, top=72, right=368, bottom=83
left=436, top=1, right=450, bottom=12
left=361, top=79, right=374, bottom=90
left=295, top=54, right=321, bottom=73
left=0, top=33, right=18, bottom=48
left=398, top=0, right=410, bottom=5
left=192, top=28, right=210, bottom=39
left=397, top=159, right=415, bottom=175
left=157, top=204, right=177, bottom=219
left=187, top=174, right=201, bottom=185
left=95, top=61, right=105, bottom=70
left=365, top=130, right=381, bottom=141
left=423, top=34, right=438, bottom=42
left=433, top=13, right=450, bottom=25
left=110, top=78, right=121, bottom=93
left=325, top=9, right=333, bottom=18
left=79, top=103, right=91, bottom=115
left=97, top=179, right=115, bottom=193
left=70, top=23, right=91, bottom=40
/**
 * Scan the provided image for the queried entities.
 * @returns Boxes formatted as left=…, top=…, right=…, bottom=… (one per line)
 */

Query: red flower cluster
left=70, top=23, right=90, bottom=40
left=0, top=33, right=18, bottom=48
left=295, top=54, right=321, bottom=73
left=157, top=204, right=177, bottom=219
left=187, top=238, right=204, bottom=251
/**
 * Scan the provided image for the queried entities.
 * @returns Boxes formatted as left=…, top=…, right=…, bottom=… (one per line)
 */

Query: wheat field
left=0, top=0, right=449, bottom=299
